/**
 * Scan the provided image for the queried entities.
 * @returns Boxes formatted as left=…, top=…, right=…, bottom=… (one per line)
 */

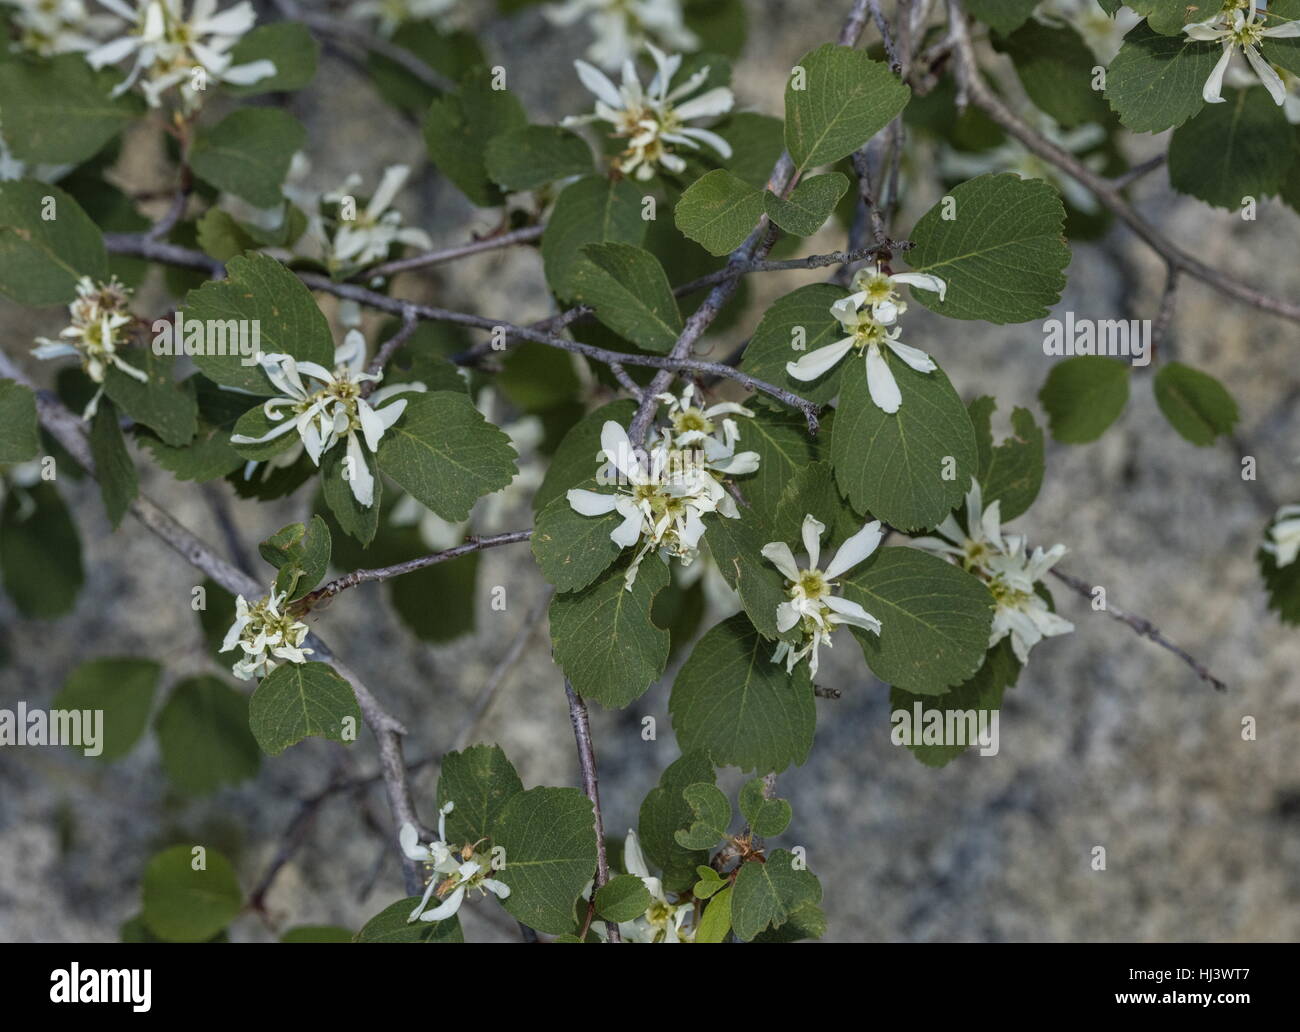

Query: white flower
left=939, top=121, right=1107, bottom=214
left=562, top=43, right=733, bottom=180
left=912, top=479, right=1073, bottom=665
left=761, top=514, right=884, bottom=677
left=320, top=165, right=432, bottom=272
left=10, top=0, right=120, bottom=56
left=1263, top=504, right=1300, bottom=567
left=655, top=383, right=759, bottom=483
left=546, top=0, right=697, bottom=71
left=349, top=0, right=463, bottom=37
left=1184, top=0, right=1300, bottom=106
left=1035, top=0, right=1140, bottom=62
left=219, top=586, right=313, bottom=680
left=400, top=805, right=511, bottom=924
left=229, top=329, right=427, bottom=508
left=609, top=829, right=694, bottom=942
left=566, top=419, right=735, bottom=587
left=846, top=260, right=947, bottom=326
left=786, top=294, right=937, bottom=414
left=31, top=275, right=146, bottom=419
left=87, top=0, right=276, bottom=109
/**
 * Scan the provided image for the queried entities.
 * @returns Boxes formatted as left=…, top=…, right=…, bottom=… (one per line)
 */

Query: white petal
left=890, top=272, right=947, bottom=300
left=776, top=600, right=801, bottom=632
left=801, top=514, right=825, bottom=570
left=481, top=878, right=511, bottom=899
left=785, top=337, right=855, bottom=381
left=1242, top=44, right=1287, bottom=104
left=825, top=520, right=883, bottom=578
left=346, top=432, right=375, bottom=507
left=599, top=420, right=639, bottom=481
left=574, top=59, right=624, bottom=108
left=673, top=86, right=734, bottom=120
left=221, top=59, right=277, bottom=85
left=356, top=398, right=387, bottom=452
left=408, top=874, right=441, bottom=921
left=885, top=338, right=937, bottom=373
left=1203, top=43, right=1234, bottom=103
left=568, top=488, right=619, bottom=516
left=367, top=165, right=410, bottom=219
left=623, top=828, right=651, bottom=879
left=865, top=347, right=902, bottom=414
left=761, top=541, right=801, bottom=581
left=419, top=886, right=465, bottom=922
left=824, top=594, right=881, bottom=633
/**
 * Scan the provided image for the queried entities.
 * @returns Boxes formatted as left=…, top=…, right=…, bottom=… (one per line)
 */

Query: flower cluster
left=31, top=275, right=145, bottom=419
left=786, top=261, right=947, bottom=414
left=318, top=165, right=432, bottom=273
left=1263, top=504, right=1300, bottom=568
left=568, top=395, right=758, bottom=588
left=9, top=0, right=118, bottom=56
left=912, top=479, right=1073, bottom=665
left=400, top=805, right=511, bottom=923
left=87, top=0, right=276, bottom=109
left=1184, top=0, right=1300, bottom=106
left=219, top=587, right=312, bottom=681
left=605, top=829, right=694, bottom=942
left=563, top=44, right=733, bottom=180
left=229, top=330, right=427, bottom=508
left=546, top=0, right=697, bottom=71
left=762, top=515, right=885, bottom=677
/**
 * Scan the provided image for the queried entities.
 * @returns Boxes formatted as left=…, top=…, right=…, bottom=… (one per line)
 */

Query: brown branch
left=565, top=680, right=620, bottom=942
left=944, top=0, right=1300, bottom=323
left=361, top=224, right=545, bottom=281
left=1049, top=568, right=1229, bottom=693
left=298, top=530, right=534, bottom=609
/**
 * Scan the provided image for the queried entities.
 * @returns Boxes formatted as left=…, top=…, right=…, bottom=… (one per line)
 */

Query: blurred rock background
left=1, top=0, right=1297, bottom=942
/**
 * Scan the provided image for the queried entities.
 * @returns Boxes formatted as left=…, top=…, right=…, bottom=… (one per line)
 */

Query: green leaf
left=281, top=925, right=353, bottom=943
left=831, top=358, right=978, bottom=532
left=140, top=424, right=243, bottom=482
left=53, top=657, right=159, bottom=761
left=638, top=750, right=716, bottom=894
left=437, top=744, right=526, bottom=846
left=695, top=884, right=733, bottom=942
left=259, top=515, right=332, bottom=601
left=996, top=20, right=1112, bottom=128
left=840, top=547, right=994, bottom=695
left=784, top=44, right=910, bottom=173
left=0, top=482, right=83, bottom=618
left=735, top=406, right=824, bottom=527
left=103, top=350, right=198, bottom=447
left=225, top=22, right=319, bottom=94
left=1038, top=355, right=1130, bottom=443
left=762, top=172, right=849, bottom=235
left=670, top=614, right=816, bottom=774
left=0, top=379, right=40, bottom=463
left=702, top=510, right=799, bottom=641
left=771, top=460, right=861, bottom=549
left=377, top=390, right=517, bottom=521
left=1168, top=88, right=1292, bottom=209
left=367, top=20, right=487, bottom=114
left=718, top=112, right=785, bottom=187
left=0, top=179, right=108, bottom=304
left=753, top=899, right=827, bottom=942
left=141, top=844, right=242, bottom=943
left=1260, top=535, right=1300, bottom=625
left=969, top=397, right=1045, bottom=521
left=570, top=242, right=683, bottom=352
left=423, top=67, right=527, bottom=207
left=730, top=848, right=821, bottom=942
left=550, top=558, right=671, bottom=708
left=356, top=899, right=464, bottom=942
left=738, top=778, right=792, bottom=837
left=1140, top=0, right=1210, bottom=35
left=674, top=782, right=733, bottom=849
left=321, top=444, right=381, bottom=546
left=740, top=283, right=848, bottom=410
left=1153, top=361, right=1239, bottom=446
left=155, top=676, right=260, bottom=794
left=533, top=399, right=638, bottom=513
left=890, top=638, right=1020, bottom=767
left=183, top=252, right=335, bottom=393
left=491, top=786, right=598, bottom=935
left=908, top=173, right=1070, bottom=323
left=0, top=54, right=142, bottom=164
left=542, top=174, right=647, bottom=300
left=1105, top=21, right=1221, bottom=133
left=674, top=168, right=765, bottom=256
left=89, top=400, right=138, bottom=529
left=485, top=125, right=594, bottom=190
left=693, top=865, right=727, bottom=899
left=532, top=491, right=625, bottom=592
left=1261, top=0, right=1300, bottom=76
left=195, top=208, right=261, bottom=262
left=594, top=874, right=651, bottom=922
left=190, top=108, right=306, bottom=207
left=966, top=0, right=1040, bottom=34
left=248, top=662, right=362, bottom=756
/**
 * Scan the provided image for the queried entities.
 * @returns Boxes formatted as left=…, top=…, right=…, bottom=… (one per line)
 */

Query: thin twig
left=362, top=225, right=545, bottom=281
left=364, top=302, right=419, bottom=381
left=565, top=680, right=620, bottom=942
left=1049, top=568, right=1229, bottom=692
left=299, top=530, right=534, bottom=608
left=1109, top=155, right=1167, bottom=192
left=1150, top=266, right=1180, bottom=364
